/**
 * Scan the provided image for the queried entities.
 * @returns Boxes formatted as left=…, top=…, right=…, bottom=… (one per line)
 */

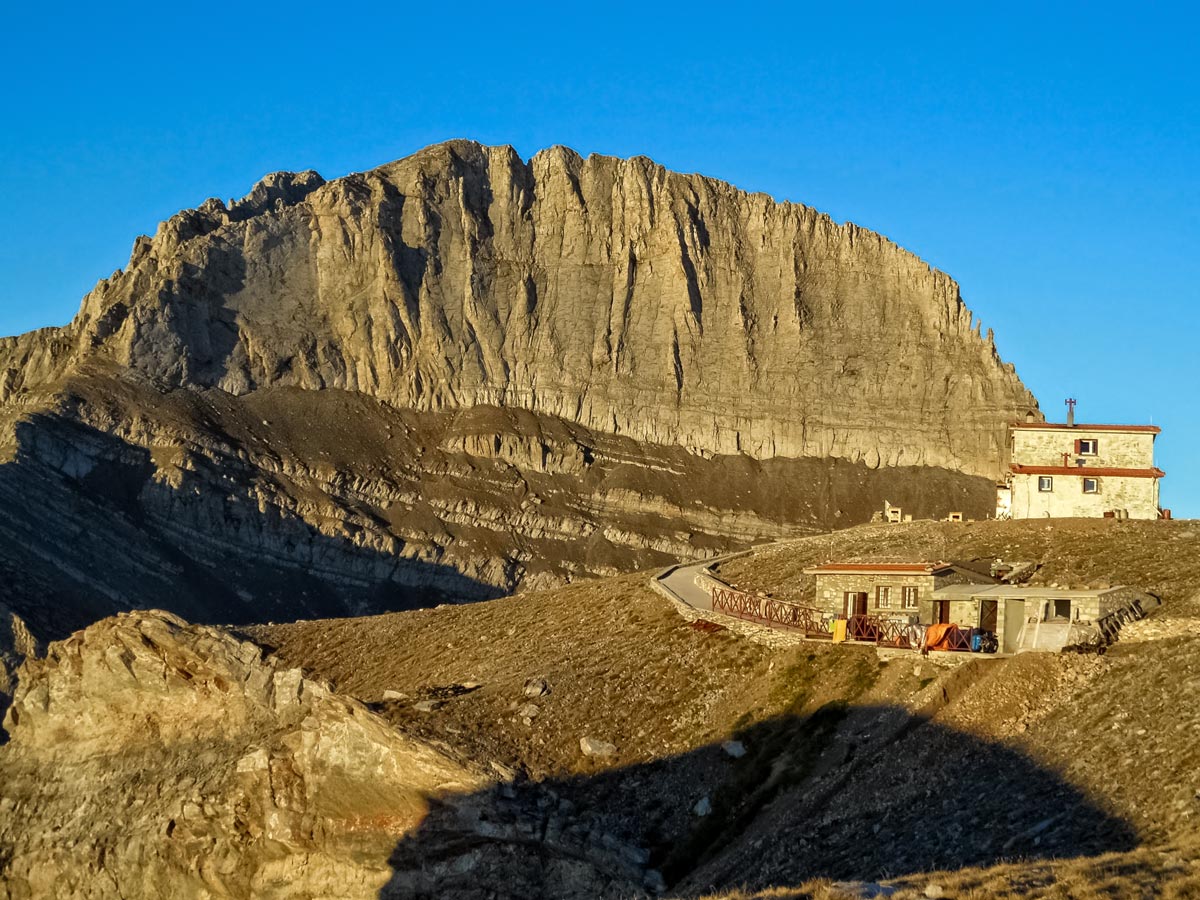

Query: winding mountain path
left=653, top=560, right=717, bottom=612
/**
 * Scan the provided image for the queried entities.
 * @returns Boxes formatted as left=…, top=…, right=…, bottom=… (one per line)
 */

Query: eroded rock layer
left=0, top=368, right=992, bottom=640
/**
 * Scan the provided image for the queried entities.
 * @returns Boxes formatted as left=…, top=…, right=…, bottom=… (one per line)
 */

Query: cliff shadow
left=170, top=241, right=247, bottom=388
left=0, top=414, right=505, bottom=642
left=377, top=704, right=1140, bottom=898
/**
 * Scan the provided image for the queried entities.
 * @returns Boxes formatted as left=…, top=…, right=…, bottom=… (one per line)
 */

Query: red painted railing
left=711, top=585, right=928, bottom=648
left=710, top=586, right=832, bottom=636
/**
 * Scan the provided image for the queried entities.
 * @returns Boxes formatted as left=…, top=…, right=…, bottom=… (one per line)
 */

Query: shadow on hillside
left=0, top=414, right=503, bottom=641
left=377, top=704, right=1139, bottom=899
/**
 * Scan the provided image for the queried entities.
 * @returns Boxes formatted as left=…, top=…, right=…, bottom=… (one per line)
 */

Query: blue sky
left=1, top=3, right=1195, bottom=513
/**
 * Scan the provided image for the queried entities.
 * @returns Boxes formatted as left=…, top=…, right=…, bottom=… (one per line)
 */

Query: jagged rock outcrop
left=0, top=605, right=39, bottom=712
left=0, top=141, right=1038, bottom=635
left=0, top=611, right=649, bottom=898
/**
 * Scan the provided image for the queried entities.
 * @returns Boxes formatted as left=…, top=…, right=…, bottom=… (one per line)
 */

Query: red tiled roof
left=1011, top=422, right=1161, bottom=435
left=1011, top=465, right=1165, bottom=478
left=803, top=562, right=954, bottom=575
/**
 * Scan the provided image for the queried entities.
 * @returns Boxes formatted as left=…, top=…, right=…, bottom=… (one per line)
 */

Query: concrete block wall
left=1011, top=473, right=1159, bottom=519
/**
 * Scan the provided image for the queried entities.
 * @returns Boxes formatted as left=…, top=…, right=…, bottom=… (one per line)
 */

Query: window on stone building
left=902, top=586, right=918, bottom=609
left=876, top=586, right=892, bottom=609
left=1039, top=476, right=1053, bottom=492
left=1077, top=439, right=1098, bottom=455
left=1082, top=477, right=1099, bottom=494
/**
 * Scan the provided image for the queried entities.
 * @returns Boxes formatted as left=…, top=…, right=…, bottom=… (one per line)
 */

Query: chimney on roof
left=1066, top=397, right=1076, bottom=427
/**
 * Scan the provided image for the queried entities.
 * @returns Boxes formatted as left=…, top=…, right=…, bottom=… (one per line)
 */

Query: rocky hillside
left=0, top=142, right=1037, bottom=634
left=0, top=610, right=496, bottom=898
left=3, top=519, right=1199, bottom=898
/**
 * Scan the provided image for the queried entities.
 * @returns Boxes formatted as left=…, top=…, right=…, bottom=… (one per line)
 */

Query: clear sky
left=2, top=2, right=1195, bottom=513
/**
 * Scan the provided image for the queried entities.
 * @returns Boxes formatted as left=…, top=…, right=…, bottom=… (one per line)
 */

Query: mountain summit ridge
left=0, top=140, right=1036, bottom=476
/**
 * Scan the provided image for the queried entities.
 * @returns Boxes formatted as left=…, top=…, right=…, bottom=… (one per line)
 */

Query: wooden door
left=980, top=600, right=998, bottom=632
left=935, top=600, right=951, bottom=624
left=843, top=592, right=868, bottom=616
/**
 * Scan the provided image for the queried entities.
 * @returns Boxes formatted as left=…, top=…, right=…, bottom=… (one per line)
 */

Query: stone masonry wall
left=813, top=573, right=933, bottom=620
left=1011, top=428, right=1156, bottom=468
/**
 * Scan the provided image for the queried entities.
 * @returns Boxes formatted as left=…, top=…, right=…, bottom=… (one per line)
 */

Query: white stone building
left=997, top=419, right=1164, bottom=519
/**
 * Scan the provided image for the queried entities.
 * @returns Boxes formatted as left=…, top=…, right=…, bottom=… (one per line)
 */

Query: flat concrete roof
left=932, top=584, right=1131, bottom=599
left=804, top=562, right=953, bottom=576
left=1010, top=422, right=1160, bottom=435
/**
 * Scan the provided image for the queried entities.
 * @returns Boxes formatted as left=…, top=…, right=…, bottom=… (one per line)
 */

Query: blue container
left=970, top=632, right=983, bottom=652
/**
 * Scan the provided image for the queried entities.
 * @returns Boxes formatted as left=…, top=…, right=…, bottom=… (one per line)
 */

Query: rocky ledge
left=0, top=611, right=655, bottom=899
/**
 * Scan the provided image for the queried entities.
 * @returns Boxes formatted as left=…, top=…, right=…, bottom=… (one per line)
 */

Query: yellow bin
left=832, top=619, right=847, bottom=643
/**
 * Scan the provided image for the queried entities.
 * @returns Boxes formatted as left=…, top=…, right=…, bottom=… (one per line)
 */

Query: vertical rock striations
left=1, top=141, right=1034, bottom=478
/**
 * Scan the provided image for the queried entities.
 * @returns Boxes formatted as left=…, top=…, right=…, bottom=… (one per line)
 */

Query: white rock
left=579, top=737, right=617, bottom=758
left=524, top=677, right=550, bottom=698
left=516, top=702, right=540, bottom=719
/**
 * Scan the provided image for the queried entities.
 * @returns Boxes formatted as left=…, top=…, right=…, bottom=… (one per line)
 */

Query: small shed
left=929, top=584, right=1157, bottom=653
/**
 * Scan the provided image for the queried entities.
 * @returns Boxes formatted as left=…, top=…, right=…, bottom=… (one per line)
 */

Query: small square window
left=1038, top=476, right=1054, bottom=492
left=1083, top=477, right=1099, bottom=494
left=1078, top=439, right=1098, bottom=455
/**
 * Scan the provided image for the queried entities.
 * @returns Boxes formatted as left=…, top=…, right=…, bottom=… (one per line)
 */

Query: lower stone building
left=803, top=561, right=1155, bottom=653
left=802, top=562, right=995, bottom=623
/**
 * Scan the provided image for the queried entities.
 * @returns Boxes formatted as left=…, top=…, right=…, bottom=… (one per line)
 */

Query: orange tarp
left=922, top=623, right=964, bottom=652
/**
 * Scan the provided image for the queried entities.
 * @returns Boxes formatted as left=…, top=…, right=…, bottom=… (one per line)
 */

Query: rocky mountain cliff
left=1, top=141, right=1035, bottom=471
left=0, top=142, right=1038, bottom=634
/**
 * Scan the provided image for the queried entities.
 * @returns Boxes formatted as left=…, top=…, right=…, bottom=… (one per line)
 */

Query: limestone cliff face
left=0, top=141, right=1035, bottom=478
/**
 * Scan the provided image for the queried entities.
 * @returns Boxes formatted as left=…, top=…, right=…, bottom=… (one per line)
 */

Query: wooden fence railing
left=711, top=585, right=927, bottom=648
left=710, top=586, right=832, bottom=636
